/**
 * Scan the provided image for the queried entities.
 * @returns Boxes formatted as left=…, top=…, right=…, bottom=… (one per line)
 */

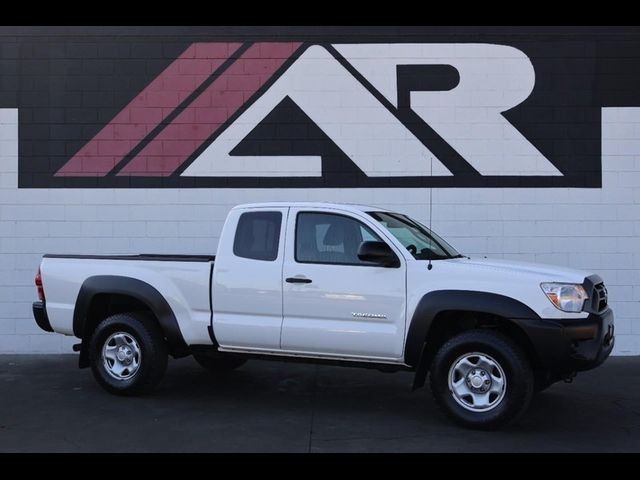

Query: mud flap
left=412, top=343, right=429, bottom=391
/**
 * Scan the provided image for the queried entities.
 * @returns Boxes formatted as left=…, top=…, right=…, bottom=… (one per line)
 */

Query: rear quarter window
left=233, top=211, right=282, bottom=261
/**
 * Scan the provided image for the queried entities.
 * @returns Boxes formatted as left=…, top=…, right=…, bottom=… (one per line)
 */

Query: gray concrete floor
left=0, top=355, right=638, bottom=452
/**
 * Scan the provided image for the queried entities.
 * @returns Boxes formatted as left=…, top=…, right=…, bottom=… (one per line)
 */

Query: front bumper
left=32, top=301, right=53, bottom=333
left=516, top=308, right=614, bottom=374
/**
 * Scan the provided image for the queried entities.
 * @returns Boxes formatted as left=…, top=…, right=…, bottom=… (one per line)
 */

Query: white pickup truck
left=32, top=202, right=614, bottom=429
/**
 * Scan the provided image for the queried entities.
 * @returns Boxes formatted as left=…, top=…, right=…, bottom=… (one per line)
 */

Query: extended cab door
left=212, top=207, right=288, bottom=349
left=281, top=208, right=407, bottom=360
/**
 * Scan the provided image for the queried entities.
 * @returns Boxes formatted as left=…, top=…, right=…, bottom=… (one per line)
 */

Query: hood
left=447, top=257, right=589, bottom=284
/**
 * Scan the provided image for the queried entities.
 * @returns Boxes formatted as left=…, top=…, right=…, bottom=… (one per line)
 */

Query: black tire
left=193, top=354, right=247, bottom=373
left=89, top=312, right=168, bottom=396
left=429, top=330, right=534, bottom=430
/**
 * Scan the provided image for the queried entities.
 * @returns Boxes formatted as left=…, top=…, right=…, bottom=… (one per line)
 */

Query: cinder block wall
left=0, top=27, right=638, bottom=354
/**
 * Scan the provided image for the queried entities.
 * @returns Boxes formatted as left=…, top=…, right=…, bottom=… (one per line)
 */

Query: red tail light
left=35, top=268, right=45, bottom=302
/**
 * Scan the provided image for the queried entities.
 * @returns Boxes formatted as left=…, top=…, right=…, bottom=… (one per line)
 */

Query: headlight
left=540, top=283, right=588, bottom=313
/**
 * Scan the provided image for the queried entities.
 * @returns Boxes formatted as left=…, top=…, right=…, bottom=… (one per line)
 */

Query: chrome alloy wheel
left=102, top=332, right=142, bottom=380
left=447, top=352, right=507, bottom=412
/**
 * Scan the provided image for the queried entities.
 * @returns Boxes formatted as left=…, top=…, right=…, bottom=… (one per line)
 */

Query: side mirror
left=357, top=241, right=400, bottom=268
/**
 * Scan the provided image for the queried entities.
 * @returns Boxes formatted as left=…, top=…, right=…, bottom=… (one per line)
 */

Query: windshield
left=368, top=212, right=461, bottom=261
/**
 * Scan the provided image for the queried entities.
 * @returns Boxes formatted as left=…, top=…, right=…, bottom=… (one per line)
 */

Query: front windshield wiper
left=416, top=250, right=466, bottom=261
left=416, top=250, right=450, bottom=261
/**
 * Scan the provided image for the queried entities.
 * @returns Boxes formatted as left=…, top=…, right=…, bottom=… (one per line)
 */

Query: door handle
left=286, top=277, right=312, bottom=284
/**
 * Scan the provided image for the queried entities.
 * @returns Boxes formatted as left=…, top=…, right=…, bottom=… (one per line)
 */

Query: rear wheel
left=193, top=354, right=247, bottom=373
left=89, top=312, right=168, bottom=396
left=429, top=330, right=534, bottom=430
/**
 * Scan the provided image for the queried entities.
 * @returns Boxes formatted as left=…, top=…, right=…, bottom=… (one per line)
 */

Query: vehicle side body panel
left=40, top=257, right=213, bottom=345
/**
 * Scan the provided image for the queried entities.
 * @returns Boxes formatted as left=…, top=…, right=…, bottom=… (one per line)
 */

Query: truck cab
left=213, top=204, right=409, bottom=360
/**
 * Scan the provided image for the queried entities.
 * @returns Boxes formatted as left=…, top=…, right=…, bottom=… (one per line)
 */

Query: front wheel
left=429, top=330, right=534, bottom=430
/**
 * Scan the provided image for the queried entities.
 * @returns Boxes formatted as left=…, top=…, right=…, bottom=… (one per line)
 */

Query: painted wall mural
left=5, top=26, right=640, bottom=188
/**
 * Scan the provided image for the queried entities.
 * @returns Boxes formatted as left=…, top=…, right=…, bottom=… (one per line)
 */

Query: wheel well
left=85, top=293, right=153, bottom=334
left=78, top=293, right=161, bottom=368
left=421, top=310, right=539, bottom=370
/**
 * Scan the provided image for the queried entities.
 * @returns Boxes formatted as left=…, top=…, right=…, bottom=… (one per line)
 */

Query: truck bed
left=40, top=253, right=215, bottom=344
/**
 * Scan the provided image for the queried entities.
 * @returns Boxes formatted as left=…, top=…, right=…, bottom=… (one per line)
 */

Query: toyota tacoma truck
left=32, top=202, right=614, bottom=429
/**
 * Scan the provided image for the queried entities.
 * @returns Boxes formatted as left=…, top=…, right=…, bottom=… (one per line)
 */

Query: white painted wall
left=0, top=107, right=638, bottom=354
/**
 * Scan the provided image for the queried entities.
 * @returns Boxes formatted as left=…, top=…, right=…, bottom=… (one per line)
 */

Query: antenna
left=428, top=157, right=433, bottom=271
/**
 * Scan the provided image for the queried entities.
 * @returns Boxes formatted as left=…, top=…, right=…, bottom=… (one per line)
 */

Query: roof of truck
left=232, top=202, right=391, bottom=213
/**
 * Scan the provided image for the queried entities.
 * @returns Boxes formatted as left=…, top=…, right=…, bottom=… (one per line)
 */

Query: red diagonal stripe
left=55, top=42, right=243, bottom=177
left=116, top=42, right=303, bottom=177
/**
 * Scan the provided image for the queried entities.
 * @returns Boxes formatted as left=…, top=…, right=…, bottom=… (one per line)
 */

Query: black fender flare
left=405, top=290, right=539, bottom=388
left=73, top=276, right=188, bottom=367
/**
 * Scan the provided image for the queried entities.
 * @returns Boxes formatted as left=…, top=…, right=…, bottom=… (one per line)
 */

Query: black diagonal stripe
left=324, top=43, right=480, bottom=178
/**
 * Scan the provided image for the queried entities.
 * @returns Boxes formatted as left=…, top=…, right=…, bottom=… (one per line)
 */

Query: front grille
left=592, top=283, right=608, bottom=312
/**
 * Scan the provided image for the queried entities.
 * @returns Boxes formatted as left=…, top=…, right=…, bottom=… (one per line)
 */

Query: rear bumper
left=516, top=308, right=614, bottom=374
left=32, top=301, right=53, bottom=333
